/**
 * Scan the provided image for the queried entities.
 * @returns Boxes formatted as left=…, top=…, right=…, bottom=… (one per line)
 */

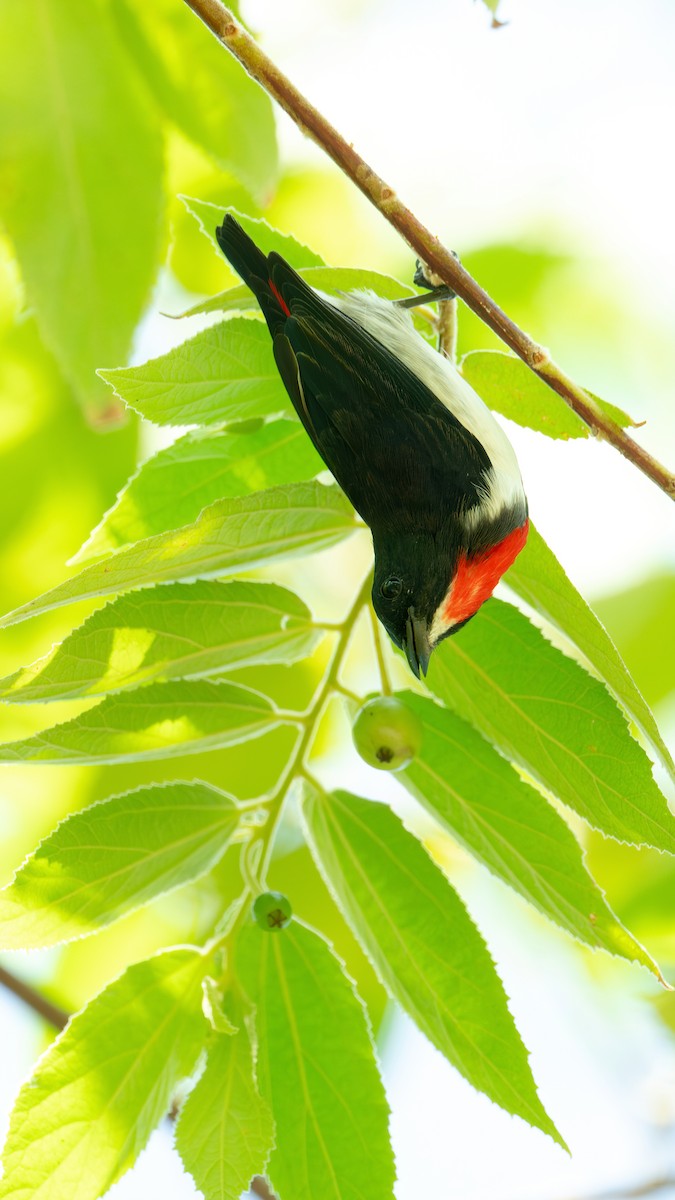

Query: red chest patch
left=443, top=520, right=530, bottom=626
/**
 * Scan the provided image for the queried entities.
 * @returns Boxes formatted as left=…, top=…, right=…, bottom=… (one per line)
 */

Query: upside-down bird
left=216, top=215, right=528, bottom=678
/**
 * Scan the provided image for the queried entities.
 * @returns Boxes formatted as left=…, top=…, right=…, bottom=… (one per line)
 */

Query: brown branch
left=0, top=964, right=68, bottom=1030
left=251, top=1177, right=277, bottom=1200
left=183, top=0, right=675, bottom=501
left=558, top=1178, right=675, bottom=1200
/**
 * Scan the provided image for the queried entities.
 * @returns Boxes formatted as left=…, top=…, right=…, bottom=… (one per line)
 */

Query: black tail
left=215, top=214, right=324, bottom=335
left=215, top=214, right=270, bottom=294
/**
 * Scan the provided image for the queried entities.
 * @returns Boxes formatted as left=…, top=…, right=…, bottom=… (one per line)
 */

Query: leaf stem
left=182, top=0, right=675, bottom=501
left=257, top=571, right=373, bottom=883
left=332, top=681, right=362, bottom=706
left=219, top=572, right=374, bottom=951
left=368, top=604, right=392, bottom=696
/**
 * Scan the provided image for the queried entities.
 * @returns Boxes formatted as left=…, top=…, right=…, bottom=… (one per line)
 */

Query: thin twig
left=368, top=604, right=392, bottom=695
left=0, top=964, right=68, bottom=1030
left=415, top=265, right=458, bottom=362
left=437, top=297, right=458, bottom=363
left=182, top=0, right=675, bottom=501
left=332, top=680, right=362, bottom=706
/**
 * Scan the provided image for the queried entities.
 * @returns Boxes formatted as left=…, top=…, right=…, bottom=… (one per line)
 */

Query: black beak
left=404, top=609, right=432, bottom=678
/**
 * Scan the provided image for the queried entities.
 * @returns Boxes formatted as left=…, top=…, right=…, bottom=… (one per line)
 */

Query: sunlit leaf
left=506, top=524, right=675, bottom=782
left=302, top=787, right=566, bottom=1142
left=594, top=572, right=675, bottom=711
left=0, top=581, right=321, bottom=702
left=457, top=244, right=569, bottom=356
left=586, top=838, right=675, bottom=944
left=0, top=482, right=357, bottom=628
left=184, top=198, right=324, bottom=267
left=398, top=694, right=663, bottom=978
left=0, top=679, right=281, bottom=764
left=76, top=420, right=322, bottom=560
left=114, top=1, right=277, bottom=201
left=460, top=351, right=634, bottom=437
left=201, top=977, right=238, bottom=1035
left=237, top=920, right=395, bottom=1200
left=0, top=781, right=241, bottom=949
left=0, top=948, right=207, bottom=1200
left=99, top=319, right=289, bottom=427
left=0, top=316, right=138, bottom=615
left=177, top=265, right=420, bottom=319
left=0, top=0, right=163, bottom=405
left=427, top=599, right=675, bottom=853
left=176, top=1026, right=275, bottom=1200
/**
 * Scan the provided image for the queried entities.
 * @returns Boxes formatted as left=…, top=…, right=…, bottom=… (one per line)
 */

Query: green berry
left=252, top=891, right=293, bottom=932
left=352, top=696, right=423, bottom=771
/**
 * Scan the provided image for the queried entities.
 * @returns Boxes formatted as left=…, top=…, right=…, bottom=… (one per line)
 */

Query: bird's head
left=372, top=508, right=529, bottom=678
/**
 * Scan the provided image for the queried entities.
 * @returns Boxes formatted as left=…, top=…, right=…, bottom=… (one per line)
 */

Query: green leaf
left=0, top=0, right=163, bottom=404
left=302, top=787, right=564, bottom=1143
left=460, top=351, right=635, bottom=438
left=75, top=420, right=323, bottom=560
left=202, top=977, right=238, bottom=1035
left=0, top=482, right=357, bottom=628
left=99, top=318, right=289, bottom=427
left=398, top=694, right=663, bottom=978
left=427, top=599, right=675, bottom=853
left=184, top=199, right=324, bottom=268
left=0, top=581, right=321, bottom=702
left=0, top=781, right=241, bottom=949
left=506, top=523, right=675, bottom=782
left=237, top=920, right=395, bottom=1200
left=594, top=572, right=675, bottom=710
left=178, top=265, right=421, bottom=319
left=114, top=1, right=277, bottom=201
left=0, top=679, right=280, bottom=765
left=0, top=947, right=207, bottom=1200
left=176, top=1028, right=275, bottom=1200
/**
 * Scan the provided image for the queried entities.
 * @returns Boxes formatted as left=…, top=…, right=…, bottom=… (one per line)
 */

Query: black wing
left=269, top=274, right=491, bottom=532
left=216, top=217, right=490, bottom=532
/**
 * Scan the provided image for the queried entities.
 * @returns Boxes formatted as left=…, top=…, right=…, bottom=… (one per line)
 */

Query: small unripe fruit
left=352, top=696, right=422, bottom=771
left=252, top=891, right=293, bottom=932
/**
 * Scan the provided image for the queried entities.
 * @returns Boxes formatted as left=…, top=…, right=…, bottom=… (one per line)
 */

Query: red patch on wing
left=269, top=279, right=290, bottom=317
left=444, top=520, right=530, bottom=626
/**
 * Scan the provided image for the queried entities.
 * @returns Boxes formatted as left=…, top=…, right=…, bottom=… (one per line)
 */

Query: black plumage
left=216, top=216, right=491, bottom=532
left=215, top=215, right=527, bottom=675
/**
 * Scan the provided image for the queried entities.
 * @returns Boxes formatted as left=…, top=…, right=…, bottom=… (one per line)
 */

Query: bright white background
left=2, top=0, right=674, bottom=1196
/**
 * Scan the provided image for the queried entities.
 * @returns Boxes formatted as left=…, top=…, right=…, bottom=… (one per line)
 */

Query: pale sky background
left=248, top=0, right=675, bottom=605
left=1, top=1, right=674, bottom=1197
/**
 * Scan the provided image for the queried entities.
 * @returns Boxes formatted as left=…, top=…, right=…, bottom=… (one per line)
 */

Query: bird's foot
left=395, top=255, right=460, bottom=309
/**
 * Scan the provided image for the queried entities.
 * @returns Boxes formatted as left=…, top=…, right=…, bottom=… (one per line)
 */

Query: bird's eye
left=380, top=576, right=402, bottom=600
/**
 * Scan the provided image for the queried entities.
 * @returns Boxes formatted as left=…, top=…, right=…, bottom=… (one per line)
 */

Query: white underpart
left=327, top=290, right=525, bottom=527
left=429, top=606, right=457, bottom=646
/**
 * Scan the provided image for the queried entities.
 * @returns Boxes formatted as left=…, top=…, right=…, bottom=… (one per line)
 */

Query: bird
left=215, top=214, right=528, bottom=678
